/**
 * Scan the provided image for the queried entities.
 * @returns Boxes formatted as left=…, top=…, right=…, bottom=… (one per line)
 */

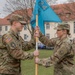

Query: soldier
left=34, top=23, right=75, bottom=75
left=0, top=14, right=38, bottom=75
left=72, top=38, right=75, bottom=55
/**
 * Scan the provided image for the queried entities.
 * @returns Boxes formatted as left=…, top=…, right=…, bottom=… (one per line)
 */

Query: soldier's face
left=56, top=29, right=65, bottom=38
left=15, top=21, right=24, bottom=32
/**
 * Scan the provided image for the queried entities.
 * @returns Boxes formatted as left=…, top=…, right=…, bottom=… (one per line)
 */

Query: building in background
left=0, top=2, right=75, bottom=41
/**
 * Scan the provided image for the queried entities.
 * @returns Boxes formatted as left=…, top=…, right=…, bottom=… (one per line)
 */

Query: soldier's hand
left=34, top=26, right=40, bottom=37
left=34, top=50, right=39, bottom=57
left=35, top=57, right=40, bottom=64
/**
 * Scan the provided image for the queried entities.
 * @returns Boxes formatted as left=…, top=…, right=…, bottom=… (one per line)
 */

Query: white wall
left=67, top=21, right=75, bottom=39
left=20, top=25, right=31, bottom=41
left=1, top=20, right=75, bottom=41
left=0, top=25, right=10, bottom=35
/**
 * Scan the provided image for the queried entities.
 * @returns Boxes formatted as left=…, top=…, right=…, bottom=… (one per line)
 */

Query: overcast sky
left=0, top=0, right=67, bottom=18
left=0, top=0, right=7, bottom=18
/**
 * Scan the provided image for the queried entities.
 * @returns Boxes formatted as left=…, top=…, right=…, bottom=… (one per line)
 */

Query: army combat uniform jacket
left=0, top=29, right=35, bottom=75
left=38, top=33, right=75, bottom=75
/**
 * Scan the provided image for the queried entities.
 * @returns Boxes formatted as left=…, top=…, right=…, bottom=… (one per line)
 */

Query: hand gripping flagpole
left=32, top=0, right=62, bottom=74
left=35, top=14, right=38, bottom=75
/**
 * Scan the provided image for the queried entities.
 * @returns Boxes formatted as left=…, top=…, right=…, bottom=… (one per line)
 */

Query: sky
left=0, top=0, right=7, bottom=18
left=0, top=0, right=68, bottom=18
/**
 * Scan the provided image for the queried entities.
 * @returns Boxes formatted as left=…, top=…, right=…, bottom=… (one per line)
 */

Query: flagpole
left=35, top=14, right=38, bottom=75
left=31, top=0, right=61, bottom=75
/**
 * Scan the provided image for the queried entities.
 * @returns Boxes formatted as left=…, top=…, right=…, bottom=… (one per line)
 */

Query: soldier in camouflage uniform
left=72, top=38, right=75, bottom=55
left=0, top=14, right=37, bottom=75
left=34, top=24, right=75, bottom=75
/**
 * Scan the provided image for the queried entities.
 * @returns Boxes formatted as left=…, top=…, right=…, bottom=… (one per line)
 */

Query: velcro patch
left=6, top=38, right=12, bottom=43
left=4, top=35, right=12, bottom=43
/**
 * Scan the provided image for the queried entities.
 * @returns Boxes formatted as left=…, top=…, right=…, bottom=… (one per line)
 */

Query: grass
left=21, top=49, right=54, bottom=75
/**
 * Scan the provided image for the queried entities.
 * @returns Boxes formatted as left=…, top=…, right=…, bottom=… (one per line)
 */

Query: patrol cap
left=54, top=23, right=70, bottom=30
left=8, top=14, right=27, bottom=24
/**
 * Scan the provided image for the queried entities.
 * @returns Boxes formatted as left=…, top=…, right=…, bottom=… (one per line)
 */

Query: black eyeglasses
left=20, top=23, right=27, bottom=25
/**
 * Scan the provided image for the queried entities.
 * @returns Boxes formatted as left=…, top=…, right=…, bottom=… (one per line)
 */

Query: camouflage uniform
left=0, top=14, right=35, bottom=75
left=72, top=38, right=75, bottom=55
left=38, top=24, right=75, bottom=75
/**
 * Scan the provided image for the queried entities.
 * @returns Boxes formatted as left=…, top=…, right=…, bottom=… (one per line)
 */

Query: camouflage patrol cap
left=8, top=14, right=26, bottom=24
left=54, top=23, right=70, bottom=30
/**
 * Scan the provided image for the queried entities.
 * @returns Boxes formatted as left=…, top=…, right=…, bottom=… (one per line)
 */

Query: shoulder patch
left=3, top=34, right=12, bottom=43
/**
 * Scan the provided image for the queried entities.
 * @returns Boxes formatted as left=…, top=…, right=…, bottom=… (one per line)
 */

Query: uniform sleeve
left=19, top=36, right=35, bottom=51
left=38, top=42, right=71, bottom=67
left=2, top=34, right=34, bottom=60
left=39, top=32, right=57, bottom=46
left=72, top=43, right=75, bottom=55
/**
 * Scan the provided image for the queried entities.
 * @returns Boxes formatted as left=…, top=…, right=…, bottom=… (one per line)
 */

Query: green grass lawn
left=21, top=49, right=54, bottom=75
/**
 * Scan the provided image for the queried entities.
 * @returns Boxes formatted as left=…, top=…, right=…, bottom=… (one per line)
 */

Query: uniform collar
left=56, top=36, right=69, bottom=45
left=9, top=29, right=19, bottom=38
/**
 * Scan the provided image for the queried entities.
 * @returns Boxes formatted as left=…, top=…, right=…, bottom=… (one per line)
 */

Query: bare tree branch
left=3, top=0, right=57, bottom=38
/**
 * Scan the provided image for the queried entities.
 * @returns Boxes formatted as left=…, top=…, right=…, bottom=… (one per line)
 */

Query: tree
left=3, top=0, right=57, bottom=38
left=4, top=0, right=35, bottom=38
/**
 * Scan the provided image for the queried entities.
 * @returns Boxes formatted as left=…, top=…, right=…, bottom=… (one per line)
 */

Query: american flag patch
left=5, top=36, right=12, bottom=43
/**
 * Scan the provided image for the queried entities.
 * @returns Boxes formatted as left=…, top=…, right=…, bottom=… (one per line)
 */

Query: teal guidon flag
left=31, top=0, right=62, bottom=34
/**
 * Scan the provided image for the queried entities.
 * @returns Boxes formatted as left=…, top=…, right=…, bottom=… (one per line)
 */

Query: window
left=46, top=22, right=50, bottom=29
left=24, top=25, right=27, bottom=30
left=5, top=26, right=8, bottom=31
left=74, top=22, right=75, bottom=33
left=66, top=13, right=71, bottom=18
left=0, top=26, right=2, bottom=31
left=24, top=34, right=28, bottom=40
left=46, top=34, right=50, bottom=39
